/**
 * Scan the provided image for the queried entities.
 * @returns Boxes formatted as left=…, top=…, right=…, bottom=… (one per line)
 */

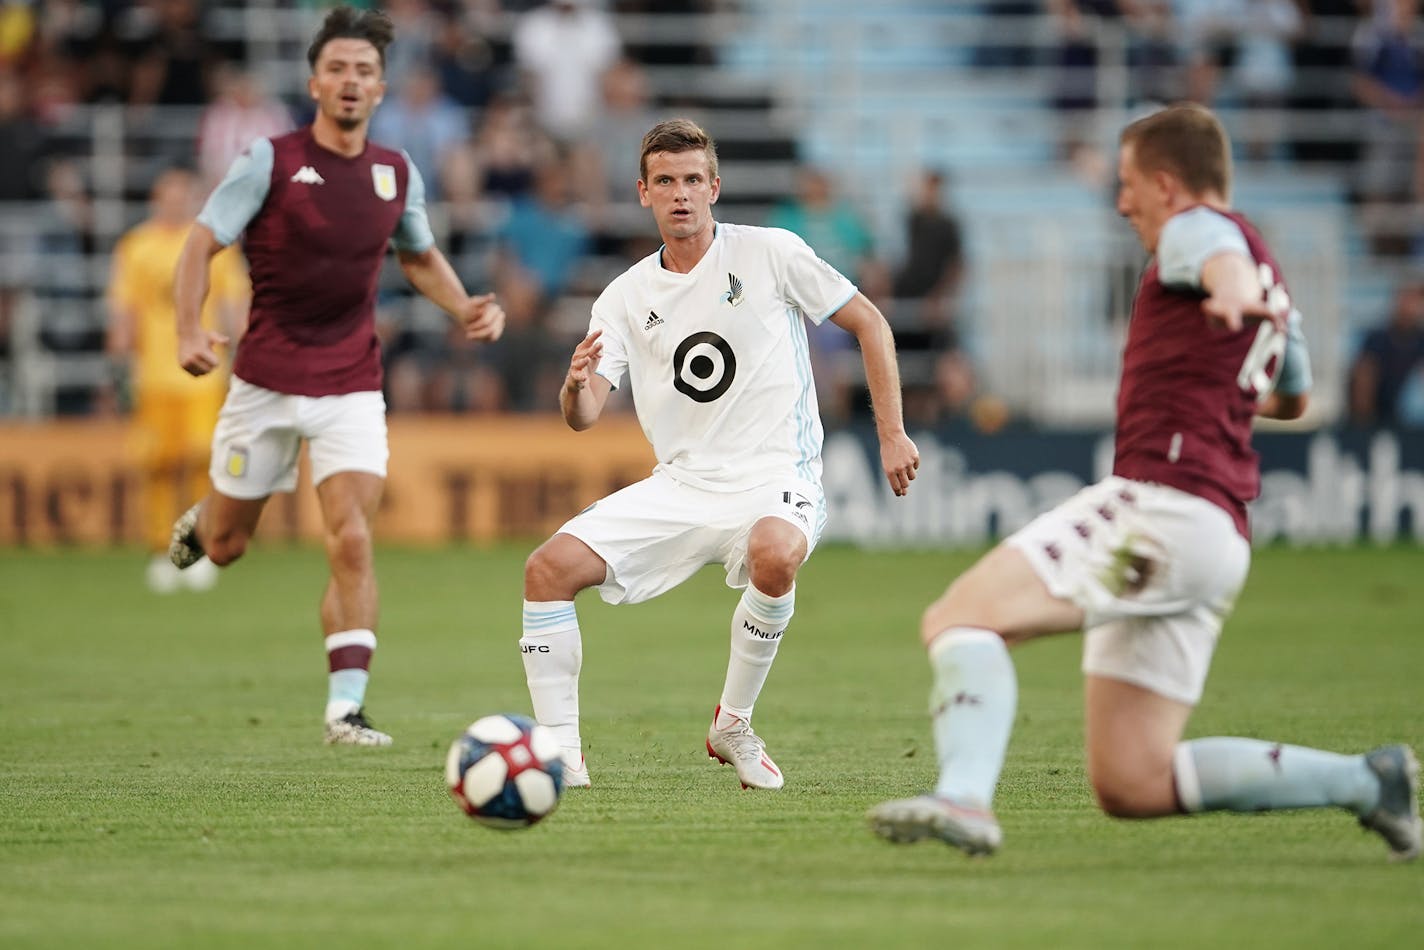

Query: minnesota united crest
left=722, top=273, right=744, bottom=307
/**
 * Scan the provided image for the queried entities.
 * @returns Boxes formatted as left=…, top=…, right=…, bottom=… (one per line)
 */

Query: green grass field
left=2, top=543, right=1420, bottom=949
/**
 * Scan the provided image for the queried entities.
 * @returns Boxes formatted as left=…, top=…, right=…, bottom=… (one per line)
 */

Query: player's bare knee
left=920, top=583, right=992, bottom=645
left=524, top=539, right=598, bottom=601
left=745, top=537, right=801, bottom=596
left=1089, top=764, right=1175, bottom=818
left=325, top=519, right=372, bottom=571
left=206, top=530, right=249, bottom=566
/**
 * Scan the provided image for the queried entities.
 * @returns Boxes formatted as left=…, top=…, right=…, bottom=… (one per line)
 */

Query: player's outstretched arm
left=174, top=223, right=231, bottom=377
left=829, top=293, right=920, bottom=497
left=397, top=246, right=506, bottom=342
left=1200, top=251, right=1288, bottom=333
left=562, top=329, right=611, bottom=431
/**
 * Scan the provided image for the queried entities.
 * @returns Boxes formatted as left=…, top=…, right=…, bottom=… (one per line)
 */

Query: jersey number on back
left=1235, top=263, right=1289, bottom=399
left=673, top=331, right=737, bottom=403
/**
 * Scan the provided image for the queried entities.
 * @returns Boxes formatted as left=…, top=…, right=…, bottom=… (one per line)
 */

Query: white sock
left=325, top=628, right=376, bottom=723
left=717, top=584, right=795, bottom=726
left=520, top=600, right=583, bottom=761
left=1173, top=738, right=1380, bottom=814
left=929, top=628, right=1017, bottom=809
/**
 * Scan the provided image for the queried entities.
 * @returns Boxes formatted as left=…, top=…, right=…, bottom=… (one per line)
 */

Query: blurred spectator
left=371, top=63, right=469, bottom=200
left=196, top=63, right=291, bottom=191
left=1179, top=0, right=1303, bottom=157
left=579, top=57, right=656, bottom=207
left=0, top=0, right=36, bottom=70
left=1348, top=278, right=1424, bottom=427
left=494, top=154, right=593, bottom=304
left=469, top=92, right=555, bottom=200
left=512, top=0, right=621, bottom=144
left=381, top=0, right=440, bottom=89
left=1046, top=1, right=1151, bottom=155
left=32, top=156, right=101, bottom=414
left=1289, top=0, right=1361, bottom=165
left=890, top=169, right=976, bottom=426
left=124, top=0, right=223, bottom=108
left=1351, top=0, right=1424, bottom=255
left=766, top=165, right=887, bottom=421
left=0, top=69, right=44, bottom=203
left=0, top=69, right=42, bottom=371
left=767, top=165, right=886, bottom=295
left=432, top=8, right=500, bottom=110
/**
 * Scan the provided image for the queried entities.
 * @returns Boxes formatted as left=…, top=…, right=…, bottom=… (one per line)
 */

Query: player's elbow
left=1263, top=391, right=1309, bottom=420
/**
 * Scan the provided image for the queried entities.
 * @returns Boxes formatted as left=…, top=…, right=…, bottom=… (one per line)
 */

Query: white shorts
left=559, top=468, right=826, bottom=606
left=209, top=377, right=389, bottom=500
left=1007, top=476, right=1250, bottom=705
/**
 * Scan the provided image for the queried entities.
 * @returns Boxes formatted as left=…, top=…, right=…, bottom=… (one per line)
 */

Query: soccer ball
left=446, top=714, right=564, bottom=829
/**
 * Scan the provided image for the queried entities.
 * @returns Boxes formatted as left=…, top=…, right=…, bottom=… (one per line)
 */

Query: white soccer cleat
left=706, top=705, right=784, bottom=790
left=1359, top=744, right=1421, bottom=861
left=168, top=502, right=205, bottom=570
left=145, top=555, right=182, bottom=594
left=323, top=708, right=393, bottom=747
left=181, top=556, right=220, bottom=592
left=867, top=794, right=1002, bottom=856
left=562, top=752, right=591, bottom=789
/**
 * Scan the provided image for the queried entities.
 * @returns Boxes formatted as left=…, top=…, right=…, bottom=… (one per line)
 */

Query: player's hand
left=881, top=431, right=920, bottom=497
left=566, top=329, right=603, bottom=393
left=462, top=293, right=506, bottom=342
left=178, top=328, right=229, bottom=377
left=1203, top=296, right=1287, bottom=334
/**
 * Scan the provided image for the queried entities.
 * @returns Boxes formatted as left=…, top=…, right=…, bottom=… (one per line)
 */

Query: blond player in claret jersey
left=166, top=7, right=505, bottom=747
left=868, top=104, right=1419, bottom=862
left=518, top=119, right=920, bottom=790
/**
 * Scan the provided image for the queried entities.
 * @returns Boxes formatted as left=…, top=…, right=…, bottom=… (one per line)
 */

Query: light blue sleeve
left=391, top=152, right=436, bottom=254
left=1275, top=308, right=1312, bottom=396
left=1156, top=207, right=1250, bottom=291
left=197, top=138, right=273, bottom=246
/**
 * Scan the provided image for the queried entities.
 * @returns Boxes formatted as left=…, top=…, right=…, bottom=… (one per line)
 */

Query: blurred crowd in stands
left=0, top=1, right=1422, bottom=428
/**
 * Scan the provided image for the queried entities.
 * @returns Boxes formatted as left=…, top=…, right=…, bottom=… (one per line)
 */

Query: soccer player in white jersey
left=519, top=118, right=920, bottom=790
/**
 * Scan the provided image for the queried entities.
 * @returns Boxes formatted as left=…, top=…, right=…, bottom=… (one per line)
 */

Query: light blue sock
left=325, top=628, right=375, bottom=722
left=327, top=669, right=369, bottom=721
left=1174, top=737, right=1380, bottom=814
left=929, top=628, right=1017, bottom=809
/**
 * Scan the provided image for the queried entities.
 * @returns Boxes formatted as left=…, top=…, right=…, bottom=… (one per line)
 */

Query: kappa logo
left=290, top=165, right=325, bottom=185
left=722, top=272, right=744, bottom=307
left=644, top=310, right=664, bottom=331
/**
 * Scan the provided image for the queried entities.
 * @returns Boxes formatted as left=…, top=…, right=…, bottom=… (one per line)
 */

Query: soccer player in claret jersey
left=868, top=104, right=1420, bottom=860
left=167, top=7, right=506, bottom=746
left=519, top=118, right=920, bottom=790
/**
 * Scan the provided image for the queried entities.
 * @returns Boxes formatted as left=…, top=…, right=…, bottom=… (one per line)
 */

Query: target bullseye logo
left=672, top=331, right=736, bottom=403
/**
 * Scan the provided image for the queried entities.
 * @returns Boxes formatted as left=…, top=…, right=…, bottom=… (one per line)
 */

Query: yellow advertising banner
left=0, top=416, right=657, bottom=546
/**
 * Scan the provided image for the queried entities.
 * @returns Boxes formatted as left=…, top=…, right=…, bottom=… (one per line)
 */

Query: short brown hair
left=1121, top=103, right=1231, bottom=198
left=639, top=118, right=718, bottom=182
left=307, top=6, right=395, bottom=72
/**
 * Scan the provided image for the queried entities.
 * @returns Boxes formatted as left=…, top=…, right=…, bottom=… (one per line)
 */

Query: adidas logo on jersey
left=290, top=165, right=325, bottom=185
left=644, top=310, right=664, bottom=331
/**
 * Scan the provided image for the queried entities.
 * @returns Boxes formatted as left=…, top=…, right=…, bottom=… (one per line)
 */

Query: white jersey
left=590, top=222, right=856, bottom=492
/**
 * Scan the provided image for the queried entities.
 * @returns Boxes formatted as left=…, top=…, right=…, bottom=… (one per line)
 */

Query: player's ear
left=637, top=179, right=651, bottom=208
left=308, top=74, right=318, bottom=102
left=709, top=176, right=720, bottom=205
left=374, top=78, right=386, bottom=107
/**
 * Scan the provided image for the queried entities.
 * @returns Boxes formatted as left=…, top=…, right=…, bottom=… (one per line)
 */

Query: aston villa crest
left=372, top=163, right=397, bottom=201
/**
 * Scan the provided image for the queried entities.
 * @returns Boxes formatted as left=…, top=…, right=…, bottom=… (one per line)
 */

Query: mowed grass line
left=0, top=544, right=1420, bottom=949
